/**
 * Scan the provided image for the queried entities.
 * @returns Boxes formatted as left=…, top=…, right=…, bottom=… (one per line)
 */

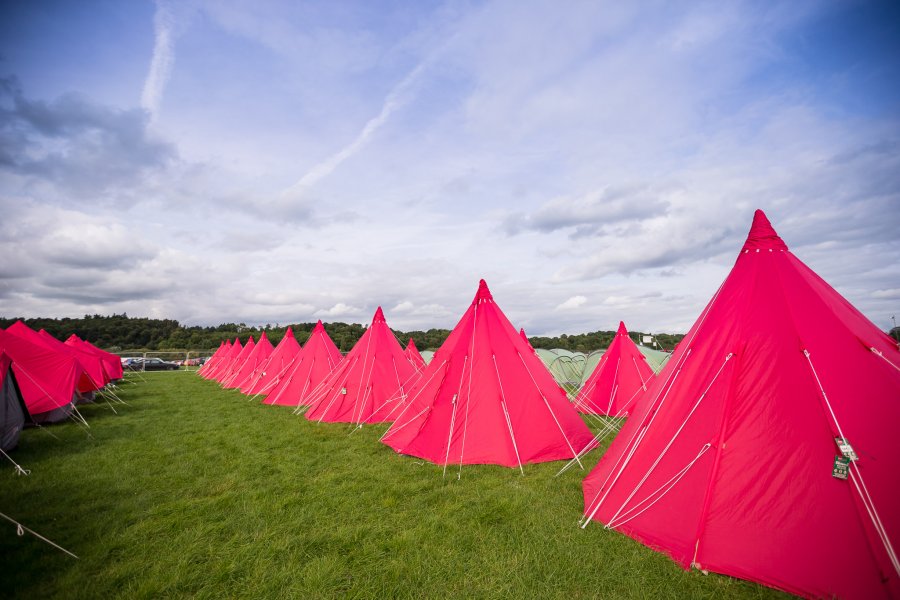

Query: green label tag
left=833, top=456, right=850, bottom=480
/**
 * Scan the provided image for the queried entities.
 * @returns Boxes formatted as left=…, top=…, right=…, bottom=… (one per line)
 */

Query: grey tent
left=1, top=352, right=30, bottom=452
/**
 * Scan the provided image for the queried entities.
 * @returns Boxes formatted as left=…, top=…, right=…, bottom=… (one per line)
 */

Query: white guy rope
left=870, top=347, right=900, bottom=373
left=0, top=511, right=78, bottom=558
left=580, top=349, right=692, bottom=527
left=804, top=349, right=900, bottom=579
left=494, top=354, right=524, bottom=475
left=850, top=468, right=900, bottom=577
left=311, top=359, right=358, bottom=422
left=607, top=358, right=621, bottom=415
left=607, top=443, right=712, bottom=529
left=602, top=353, right=733, bottom=529
left=457, top=304, right=479, bottom=479
left=516, top=351, right=585, bottom=469
left=0, top=448, right=29, bottom=475
left=633, top=356, right=649, bottom=391
left=580, top=346, right=695, bottom=524
left=441, top=393, right=459, bottom=479
left=376, top=359, right=451, bottom=441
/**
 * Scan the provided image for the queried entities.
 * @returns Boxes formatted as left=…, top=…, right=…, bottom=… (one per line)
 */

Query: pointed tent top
left=741, top=209, right=787, bottom=251
left=312, top=320, right=325, bottom=333
left=284, top=327, right=294, bottom=338
left=406, top=338, right=418, bottom=352
left=372, top=307, right=386, bottom=324
left=616, top=321, right=628, bottom=335
left=259, top=331, right=268, bottom=341
left=474, top=279, right=493, bottom=303
left=233, top=337, right=240, bottom=344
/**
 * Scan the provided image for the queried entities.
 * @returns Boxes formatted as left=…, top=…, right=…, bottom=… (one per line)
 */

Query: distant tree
left=0, top=314, right=685, bottom=353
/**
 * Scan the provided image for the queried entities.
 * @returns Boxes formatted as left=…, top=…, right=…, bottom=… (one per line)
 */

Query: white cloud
left=2, top=0, right=898, bottom=338
left=872, top=289, right=900, bottom=300
left=556, top=295, right=587, bottom=311
left=315, top=303, right=362, bottom=318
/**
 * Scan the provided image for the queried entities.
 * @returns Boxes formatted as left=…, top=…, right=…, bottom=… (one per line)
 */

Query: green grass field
left=1, top=372, right=788, bottom=599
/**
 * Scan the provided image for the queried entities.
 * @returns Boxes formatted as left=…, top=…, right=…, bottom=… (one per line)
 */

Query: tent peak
left=742, top=209, right=787, bottom=251
left=373, top=307, right=386, bottom=323
left=284, top=327, right=294, bottom=337
left=474, top=279, right=493, bottom=303
left=616, top=321, right=628, bottom=335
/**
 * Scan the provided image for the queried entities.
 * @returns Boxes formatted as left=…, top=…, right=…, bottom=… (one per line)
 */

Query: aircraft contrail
left=141, top=0, right=178, bottom=119
left=282, top=60, right=430, bottom=199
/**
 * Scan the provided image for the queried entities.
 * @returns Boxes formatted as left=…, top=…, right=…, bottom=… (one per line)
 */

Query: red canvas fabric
left=582, top=210, right=900, bottom=599
left=40, top=329, right=108, bottom=390
left=573, top=322, right=654, bottom=416
left=57, top=333, right=115, bottom=387
left=198, top=341, right=229, bottom=378
left=213, top=337, right=254, bottom=384
left=203, top=338, right=242, bottom=380
left=223, top=332, right=274, bottom=389
left=0, top=329, right=80, bottom=416
left=264, top=322, right=342, bottom=406
left=380, top=280, right=597, bottom=468
left=241, top=328, right=301, bottom=395
left=68, top=336, right=124, bottom=380
left=303, top=309, right=418, bottom=422
left=5, top=322, right=100, bottom=393
left=404, top=338, right=426, bottom=371
left=519, top=328, right=532, bottom=349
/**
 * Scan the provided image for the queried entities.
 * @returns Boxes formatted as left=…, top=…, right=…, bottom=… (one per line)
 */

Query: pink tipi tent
left=202, top=338, right=241, bottom=380
left=264, top=322, right=342, bottom=407
left=581, top=210, right=900, bottom=599
left=303, top=309, right=418, bottom=423
left=214, top=336, right=255, bottom=384
left=241, top=328, right=301, bottom=396
left=572, top=321, right=654, bottom=416
left=198, top=341, right=228, bottom=377
left=404, top=338, right=426, bottom=371
left=223, top=332, right=274, bottom=389
left=379, top=280, right=597, bottom=471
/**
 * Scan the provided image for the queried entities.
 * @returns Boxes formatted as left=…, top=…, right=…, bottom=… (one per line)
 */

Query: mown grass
left=0, top=372, right=788, bottom=599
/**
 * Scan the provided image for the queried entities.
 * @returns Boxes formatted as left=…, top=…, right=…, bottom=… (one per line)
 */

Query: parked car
left=121, top=357, right=142, bottom=369
left=128, top=357, right=181, bottom=371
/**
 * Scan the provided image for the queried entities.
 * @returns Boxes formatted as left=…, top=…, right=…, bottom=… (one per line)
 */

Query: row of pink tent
left=198, top=210, right=899, bottom=599
left=199, top=282, right=601, bottom=469
left=0, top=321, right=124, bottom=454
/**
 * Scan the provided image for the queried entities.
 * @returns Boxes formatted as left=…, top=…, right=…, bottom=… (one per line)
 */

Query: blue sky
left=1, top=0, right=898, bottom=336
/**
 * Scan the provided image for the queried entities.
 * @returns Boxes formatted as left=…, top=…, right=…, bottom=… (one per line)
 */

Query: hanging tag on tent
left=341, top=388, right=347, bottom=395
left=834, top=437, right=858, bottom=461
left=832, top=456, right=850, bottom=480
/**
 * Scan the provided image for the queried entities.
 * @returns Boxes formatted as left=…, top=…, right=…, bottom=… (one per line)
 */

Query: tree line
left=0, top=313, right=685, bottom=354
